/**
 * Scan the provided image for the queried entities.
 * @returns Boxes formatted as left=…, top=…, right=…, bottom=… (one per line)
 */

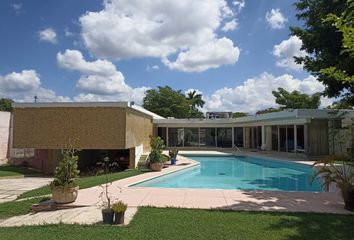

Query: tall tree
left=0, top=98, right=14, bottom=112
left=143, top=86, right=204, bottom=118
left=290, top=0, right=353, bottom=105
left=186, top=90, right=205, bottom=111
left=272, top=87, right=321, bottom=109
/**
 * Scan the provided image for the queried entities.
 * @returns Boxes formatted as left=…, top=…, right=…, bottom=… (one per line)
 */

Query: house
left=10, top=102, right=162, bottom=173
left=9, top=102, right=354, bottom=173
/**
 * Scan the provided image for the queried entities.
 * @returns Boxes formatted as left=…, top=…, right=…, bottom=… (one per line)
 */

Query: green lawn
left=18, top=170, right=143, bottom=199
left=0, top=207, right=353, bottom=240
left=0, top=165, right=42, bottom=178
left=0, top=197, right=46, bottom=219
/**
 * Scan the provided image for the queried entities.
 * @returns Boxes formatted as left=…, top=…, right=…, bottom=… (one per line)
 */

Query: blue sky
left=0, top=0, right=330, bottom=112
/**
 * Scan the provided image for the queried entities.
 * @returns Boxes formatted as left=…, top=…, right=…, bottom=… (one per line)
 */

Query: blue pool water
left=132, top=155, right=323, bottom=192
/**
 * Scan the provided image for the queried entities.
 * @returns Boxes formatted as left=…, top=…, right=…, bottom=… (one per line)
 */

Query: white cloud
left=222, top=19, right=238, bottom=32
left=38, top=28, right=57, bottom=44
left=273, top=36, right=308, bottom=70
left=266, top=9, right=287, bottom=30
left=203, top=72, right=331, bottom=113
left=146, top=65, right=159, bottom=71
left=64, top=27, right=74, bottom=37
left=11, top=3, right=22, bottom=15
left=233, top=0, right=245, bottom=13
left=163, top=38, right=239, bottom=72
left=79, top=0, right=240, bottom=72
left=0, top=70, right=70, bottom=102
left=57, top=49, right=149, bottom=104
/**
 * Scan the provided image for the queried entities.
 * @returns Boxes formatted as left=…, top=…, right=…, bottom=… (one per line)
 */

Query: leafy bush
left=50, top=144, right=80, bottom=189
left=112, top=201, right=128, bottom=213
left=149, top=136, right=165, bottom=163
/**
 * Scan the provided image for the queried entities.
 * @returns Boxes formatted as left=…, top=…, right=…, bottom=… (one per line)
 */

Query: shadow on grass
left=265, top=212, right=354, bottom=240
left=0, top=165, right=45, bottom=178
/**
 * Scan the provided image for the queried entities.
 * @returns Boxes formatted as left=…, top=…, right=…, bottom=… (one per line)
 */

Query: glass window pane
left=234, top=127, right=243, bottom=147
left=157, top=127, right=167, bottom=145
left=184, top=128, right=199, bottom=147
left=168, top=128, right=184, bottom=147
left=271, top=126, right=278, bottom=151
left=200, top=128, right=216, bottom=147
left=217, top=128, right=232, bottom=148
left=296, top=125, right=305, bottom=150
left=287, top=125, right=294, bottom=152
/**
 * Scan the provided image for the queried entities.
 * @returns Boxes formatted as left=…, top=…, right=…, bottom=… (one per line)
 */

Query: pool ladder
left=233, top=144, right=242, bottom=154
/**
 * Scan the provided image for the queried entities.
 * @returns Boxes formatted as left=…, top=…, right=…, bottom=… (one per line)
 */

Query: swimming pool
left=132, top=155, right=323, bottom=192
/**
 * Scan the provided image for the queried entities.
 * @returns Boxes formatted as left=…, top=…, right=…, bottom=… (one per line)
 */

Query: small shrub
left=112, top=201, right=128, bottom=213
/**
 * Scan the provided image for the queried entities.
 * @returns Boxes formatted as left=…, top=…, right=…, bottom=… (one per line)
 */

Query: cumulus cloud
left=273, top=36, right=308, bottom=70
left=38, top=28, right=57, bottom=44
left=57, top=49, right=149, bottom=104
left=203, top=72, right=331, bottom=113
left=266, top=9, right=287, bottom=29
left=233, top=0, right=245, bottom=13
left=163, top=38, right=239, bottom=72
left=222, top=19, right=238, bottom=32
left=0, top=70, right=70, bottom=102
left=79, top=0, right=240, bottom=72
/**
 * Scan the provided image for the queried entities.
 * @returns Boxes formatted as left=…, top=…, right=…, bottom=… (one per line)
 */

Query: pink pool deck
left=73, top=154, right=353, bottom=215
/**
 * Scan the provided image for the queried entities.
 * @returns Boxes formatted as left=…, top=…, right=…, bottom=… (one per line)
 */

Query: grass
left=0, top=165, right=42, bottom=178
left=0, top=207, right=353, bottom=240
left=0, top=197, right=46, bottom=219
left=18, top=170, right=143, bottom=199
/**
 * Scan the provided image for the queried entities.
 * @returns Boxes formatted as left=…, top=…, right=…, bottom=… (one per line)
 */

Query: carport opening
left=77, top=149, right=130, bottom=174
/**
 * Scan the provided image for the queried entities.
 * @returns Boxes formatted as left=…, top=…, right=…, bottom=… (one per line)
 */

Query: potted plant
left=169, top=149, right=179, bottom=165
left=50, top=144, right=80, bottom=204
left=112, top=200, right=128, bottom=224
left=149, top=136, right=165, bottom=171
left=97, top=156, right=117, bottom=224
left=313, top=157, right=354, bottom=211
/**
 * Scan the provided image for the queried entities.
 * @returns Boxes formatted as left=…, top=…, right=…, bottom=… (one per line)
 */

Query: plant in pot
left=169, top=149, right=179, bottom=165
left=312, top=157, right=354, bottom=211
left=149, top=136, right=165, bottom=171
left=97, top=156, right=117, bottom=224
left=112, top=200, right=128, bottom=224
left=50, top=144, right=80, bottom=204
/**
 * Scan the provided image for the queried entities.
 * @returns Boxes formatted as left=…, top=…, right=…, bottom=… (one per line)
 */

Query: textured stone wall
left=0, top=112, right=11, bottom=162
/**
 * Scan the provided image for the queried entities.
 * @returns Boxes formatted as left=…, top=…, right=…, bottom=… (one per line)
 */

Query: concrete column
left=166, top=127, right=169, bottom=148
left=261, top=125, right=266, bottom=148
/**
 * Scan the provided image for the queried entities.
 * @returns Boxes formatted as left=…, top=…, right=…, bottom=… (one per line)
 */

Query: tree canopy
left=143, top=86, right=204, bottom=118
left=290, top=0, right=353, bottom=105
left=0, top=98, right=14, bottom=112
left=186, top=90, right=205, bottom=111
left=272, top=87, right=321, bottom=109
left=232, top=112, right=248, bottom=118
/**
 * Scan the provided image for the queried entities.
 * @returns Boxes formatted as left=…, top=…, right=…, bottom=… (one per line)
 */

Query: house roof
left=12, top=102, right=165, bottom=120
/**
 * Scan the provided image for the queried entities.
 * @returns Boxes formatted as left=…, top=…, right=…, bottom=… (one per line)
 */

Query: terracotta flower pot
left=52, top=186, right=79, bottom=204
left=150, top=162, right=163, bottom=171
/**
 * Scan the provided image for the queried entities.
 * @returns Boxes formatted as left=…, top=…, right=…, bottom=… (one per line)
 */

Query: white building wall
left=0, top=112, right=11, bottom=163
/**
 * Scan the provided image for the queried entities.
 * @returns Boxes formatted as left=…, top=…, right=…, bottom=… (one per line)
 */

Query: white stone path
left=0, top=177, right=52, bottom=203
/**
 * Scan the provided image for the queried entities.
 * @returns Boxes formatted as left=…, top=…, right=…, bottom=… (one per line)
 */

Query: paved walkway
left=0, top=177, right=52, bottom=203
left=0, top=152, right=352, bottom=227
left=0, top=206, right=137, bottom=226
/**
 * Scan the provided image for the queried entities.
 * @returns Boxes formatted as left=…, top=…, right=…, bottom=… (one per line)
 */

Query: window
left=234, top=127, right=244, bottom=147
left=184, top=128, right=199, bottom=147
left=157, top=127, right=167, bottom=145
left=168, top=128, right=184, bottom=147
left=200, top=128, right=216, bottom=147
left=217, top=128, right=232, bottom=148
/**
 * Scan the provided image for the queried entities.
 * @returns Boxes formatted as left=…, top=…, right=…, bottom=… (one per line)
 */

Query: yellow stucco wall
left=125, top=108, right=153, bottom=151
left=13, top=107, right=127, bottom=149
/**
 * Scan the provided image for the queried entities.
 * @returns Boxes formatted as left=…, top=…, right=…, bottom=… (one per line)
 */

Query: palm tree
left=186, top=90, right=205, bottom=111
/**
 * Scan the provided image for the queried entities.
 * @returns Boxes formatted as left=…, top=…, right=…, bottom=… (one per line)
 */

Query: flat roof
left=154, top=109, right=354, bottom=125
left=12, top=101, right=165, bottom=120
